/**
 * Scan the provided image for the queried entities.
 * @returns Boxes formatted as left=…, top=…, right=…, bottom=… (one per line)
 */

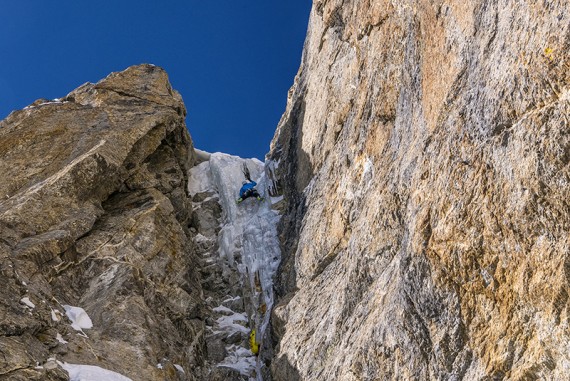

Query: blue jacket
left=239, top=181, right=257, bottom=197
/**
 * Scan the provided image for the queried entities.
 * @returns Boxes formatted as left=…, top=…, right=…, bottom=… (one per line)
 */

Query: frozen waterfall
left=189, top=151, right=281, bottom=380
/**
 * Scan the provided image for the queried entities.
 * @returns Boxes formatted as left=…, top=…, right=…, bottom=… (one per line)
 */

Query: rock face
left=269, top=1, right=570, bottom=380
left=0, top=65, right=204, bottom=380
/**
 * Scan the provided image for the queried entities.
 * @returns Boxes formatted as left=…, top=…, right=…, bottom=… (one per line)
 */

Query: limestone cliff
left=0, top=65, right=204, bottom=380
left=269, top=1, right=570, bottom=380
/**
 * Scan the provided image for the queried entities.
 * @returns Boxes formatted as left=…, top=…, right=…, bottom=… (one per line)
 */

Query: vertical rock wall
left=269, top=1, right=570, bottom=379
left=0, top=65, right=205, bottom=380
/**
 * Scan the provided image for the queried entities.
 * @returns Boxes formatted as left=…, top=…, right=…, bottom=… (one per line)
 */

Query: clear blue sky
left=0, top=1, right=311, bottom=160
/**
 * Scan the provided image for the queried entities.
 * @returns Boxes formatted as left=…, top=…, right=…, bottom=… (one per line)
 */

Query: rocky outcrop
left=0, top=65, right=205, bottom=380
left=269, top=1, right=570, bottom=380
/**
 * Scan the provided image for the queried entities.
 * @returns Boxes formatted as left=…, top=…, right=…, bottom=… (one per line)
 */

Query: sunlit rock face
left=268, top=1, right=570, bottom=380
left=0, top=65, right=205, bottom=381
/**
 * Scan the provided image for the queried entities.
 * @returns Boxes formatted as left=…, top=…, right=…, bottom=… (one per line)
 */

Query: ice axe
left=242, top=163, right=252, bottom=182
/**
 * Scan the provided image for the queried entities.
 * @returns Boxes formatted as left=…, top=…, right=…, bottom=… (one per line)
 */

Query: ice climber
left=237, top=180, right=262, bottom=204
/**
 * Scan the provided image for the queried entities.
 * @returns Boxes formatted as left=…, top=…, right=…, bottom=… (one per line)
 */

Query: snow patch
left=20, top=297, right=35, bottom=309
left=218, top=345, right=257, bottom=376
left=213, top=305, right=236, bottom=314
left=63, top=305, right=93, bottom=331
left=174, top=364, right=185, bottom=373
left=23, top=100, right=63, bottom=110
left=223, top=296, right=241, bottom=304
left=56, top=333, right=68, bottom=344
left=59, top=362, right=132, bottom=381
left=216, top=312, right=249, bottom=334
left=51, top=309, right=61, bottom=322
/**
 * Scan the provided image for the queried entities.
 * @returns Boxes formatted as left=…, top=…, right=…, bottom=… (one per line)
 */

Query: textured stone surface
left=0, top=65, right=205, bottom=380
left=269, top=1, right=570, bottom=380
